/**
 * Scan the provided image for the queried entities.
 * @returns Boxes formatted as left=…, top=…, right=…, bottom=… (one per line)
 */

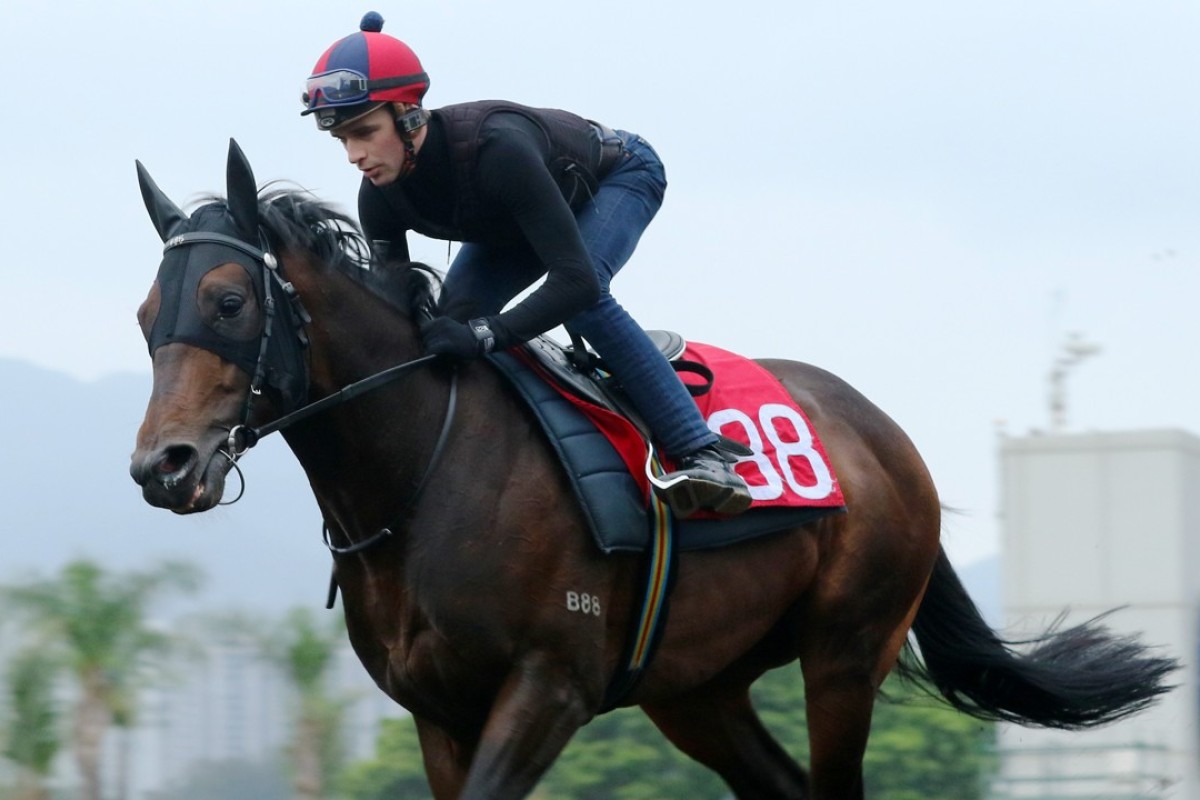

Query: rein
left=226, top=353, right=441, bottom=453
left=320, top=367, right=459, bottom=556
left=231, top=355, right=458, bottom=563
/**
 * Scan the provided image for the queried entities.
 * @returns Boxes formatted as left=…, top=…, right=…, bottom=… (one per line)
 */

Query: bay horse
left=129, top=140, right=1176, bottom=799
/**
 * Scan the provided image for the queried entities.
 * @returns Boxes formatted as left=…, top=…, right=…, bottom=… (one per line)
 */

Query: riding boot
left=654, top=443, right=753, bottom=519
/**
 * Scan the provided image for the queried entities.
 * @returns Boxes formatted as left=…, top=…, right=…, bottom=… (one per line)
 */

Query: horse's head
left=130, top=140, right=310, bottom=512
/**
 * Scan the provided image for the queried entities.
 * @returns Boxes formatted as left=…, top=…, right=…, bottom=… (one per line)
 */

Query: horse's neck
left=282, top=265, right=445, bottom=533
left=302, top=267, right=424, bottom=387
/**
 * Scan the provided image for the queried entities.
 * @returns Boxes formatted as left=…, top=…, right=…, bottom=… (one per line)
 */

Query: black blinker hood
left=149, top=207, right=264, bottom=370
left=138, top=140, right=309, bottom=415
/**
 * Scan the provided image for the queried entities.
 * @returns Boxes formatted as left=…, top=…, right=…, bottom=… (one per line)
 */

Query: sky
left=1, top=0, right=1197, bottom=569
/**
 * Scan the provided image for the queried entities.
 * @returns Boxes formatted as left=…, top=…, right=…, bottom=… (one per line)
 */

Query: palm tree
left=262, top=608, right=349, bottom=800
left=2, top=558, right=203, bottom=800
left=197, top=607, right=350, bottom=799
left=109, top=676, right=141, bottom=800
left=3, top=648, right=62, bottom=800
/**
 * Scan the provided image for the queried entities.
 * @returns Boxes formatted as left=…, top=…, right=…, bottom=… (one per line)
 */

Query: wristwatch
left=469, top=318, right=496, bottom=354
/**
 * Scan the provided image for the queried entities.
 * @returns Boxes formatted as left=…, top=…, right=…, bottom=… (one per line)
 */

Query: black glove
left=419, top=316, right=497, bottom=360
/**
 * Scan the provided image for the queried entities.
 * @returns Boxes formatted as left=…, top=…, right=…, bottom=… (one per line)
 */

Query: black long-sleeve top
left=359, top=104, right=607, bottom=347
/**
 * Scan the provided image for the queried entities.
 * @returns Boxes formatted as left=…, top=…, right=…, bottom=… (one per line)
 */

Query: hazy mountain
left=1, top=358, right=330, bottom=614
left=0, top=358, right=1001, bottom=622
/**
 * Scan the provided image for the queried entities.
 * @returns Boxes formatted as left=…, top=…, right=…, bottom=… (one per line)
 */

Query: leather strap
left=589, top=121, right=625, bottom=178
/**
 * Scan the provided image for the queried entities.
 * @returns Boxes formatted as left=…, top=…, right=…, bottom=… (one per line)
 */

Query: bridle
left=160, top=226, right=458, bottom=551
left=161, top=229, right=313, bottom=430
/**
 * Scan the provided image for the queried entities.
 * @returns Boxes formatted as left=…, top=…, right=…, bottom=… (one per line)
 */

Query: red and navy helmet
left=301, top=12, right=430, bottom=130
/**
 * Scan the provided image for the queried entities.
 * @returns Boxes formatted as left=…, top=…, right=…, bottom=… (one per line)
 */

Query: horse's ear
left=136, top=160, right=189, bottom=242
left=225, top=138, right=259, bottom=242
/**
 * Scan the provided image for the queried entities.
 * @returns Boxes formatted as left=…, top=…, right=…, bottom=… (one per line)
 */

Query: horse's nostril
left=157, top=444, right=196, bottom=474
left=148, top=444, right=198, bottom=491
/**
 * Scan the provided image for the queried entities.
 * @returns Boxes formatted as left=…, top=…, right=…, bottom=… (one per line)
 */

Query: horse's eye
left=218, top=294, right=245, bottom=317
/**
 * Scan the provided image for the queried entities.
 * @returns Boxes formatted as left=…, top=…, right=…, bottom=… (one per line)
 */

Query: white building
left=990, top=429, right=1200, bottom=799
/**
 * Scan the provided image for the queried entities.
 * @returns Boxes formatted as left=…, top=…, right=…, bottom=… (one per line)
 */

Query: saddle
left=488, top=332, right=843, bottom=554
left=524, top=329, right=712, bottom=435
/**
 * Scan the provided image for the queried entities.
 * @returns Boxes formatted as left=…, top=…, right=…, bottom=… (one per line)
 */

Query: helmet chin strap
left=395, top=107, right=430, bottom=178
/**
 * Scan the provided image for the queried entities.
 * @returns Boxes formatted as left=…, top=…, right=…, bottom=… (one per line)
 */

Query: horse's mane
left=193, top=185, right=441, bottom=320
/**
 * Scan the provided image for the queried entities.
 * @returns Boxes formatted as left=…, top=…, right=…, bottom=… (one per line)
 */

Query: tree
left=508, top=667, right=993, bottom=798
left=108, top=669, right=143, bottom=800
left=336, top=662, right=996, bottom=798
left=2, top=648, right=62, bottom=800
left=198, top=607, right=351, bottom=799
left=536, top=707, right=726, bottom=800
left=151, top=756, right=291, bottom=800
left=336, top=716, right=431, bottom=800
left=336, top=705, right=727, bottom=800
left=863, top=691, right=995, bottom=799
left=259, top=608, right=349, bottom=800
left=1, top=559, right=202, bottom=800
left=750, top=665, right=996, bottom=799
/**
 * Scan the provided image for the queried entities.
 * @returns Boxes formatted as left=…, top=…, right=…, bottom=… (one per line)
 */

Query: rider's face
left=333, top=106, right=408, bottom=186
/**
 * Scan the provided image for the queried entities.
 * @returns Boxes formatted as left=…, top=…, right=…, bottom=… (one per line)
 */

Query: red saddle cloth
left=547, top=341, right=845, bottom=514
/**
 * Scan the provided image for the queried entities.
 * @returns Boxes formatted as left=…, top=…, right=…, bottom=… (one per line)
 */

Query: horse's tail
left=896, top=548, right=1179, bottom=729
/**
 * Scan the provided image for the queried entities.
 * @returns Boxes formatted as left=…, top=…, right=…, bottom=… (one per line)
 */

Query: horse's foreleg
left=413, top=716, right=474, bottom=800
left=642, top=683, right=810, bottom=799
left=458, top=652, right=592, bottom=800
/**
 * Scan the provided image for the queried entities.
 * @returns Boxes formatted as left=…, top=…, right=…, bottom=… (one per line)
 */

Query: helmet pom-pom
left=360, top=11, right=385, bottom=32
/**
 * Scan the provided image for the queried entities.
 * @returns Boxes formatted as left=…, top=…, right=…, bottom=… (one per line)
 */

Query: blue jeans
left=441, top=131, right=717, bottom=458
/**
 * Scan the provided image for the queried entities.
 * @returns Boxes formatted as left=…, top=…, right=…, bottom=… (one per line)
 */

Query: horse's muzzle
left=130, top=442, right=229, bottom=513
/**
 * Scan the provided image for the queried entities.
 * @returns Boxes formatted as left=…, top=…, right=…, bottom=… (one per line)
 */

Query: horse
left=129, top=140, right=1176, bottom=800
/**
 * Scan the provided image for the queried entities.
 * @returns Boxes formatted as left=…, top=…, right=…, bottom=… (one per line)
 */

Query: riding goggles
left=302, top=69, right=430, bottom=113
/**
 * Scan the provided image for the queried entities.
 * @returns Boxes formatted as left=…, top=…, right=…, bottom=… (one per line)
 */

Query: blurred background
left=1, top=0, right=1196, bottom=797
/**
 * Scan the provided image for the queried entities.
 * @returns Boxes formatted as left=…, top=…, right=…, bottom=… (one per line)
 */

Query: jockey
left=301, top=12, right=751, bottom=519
